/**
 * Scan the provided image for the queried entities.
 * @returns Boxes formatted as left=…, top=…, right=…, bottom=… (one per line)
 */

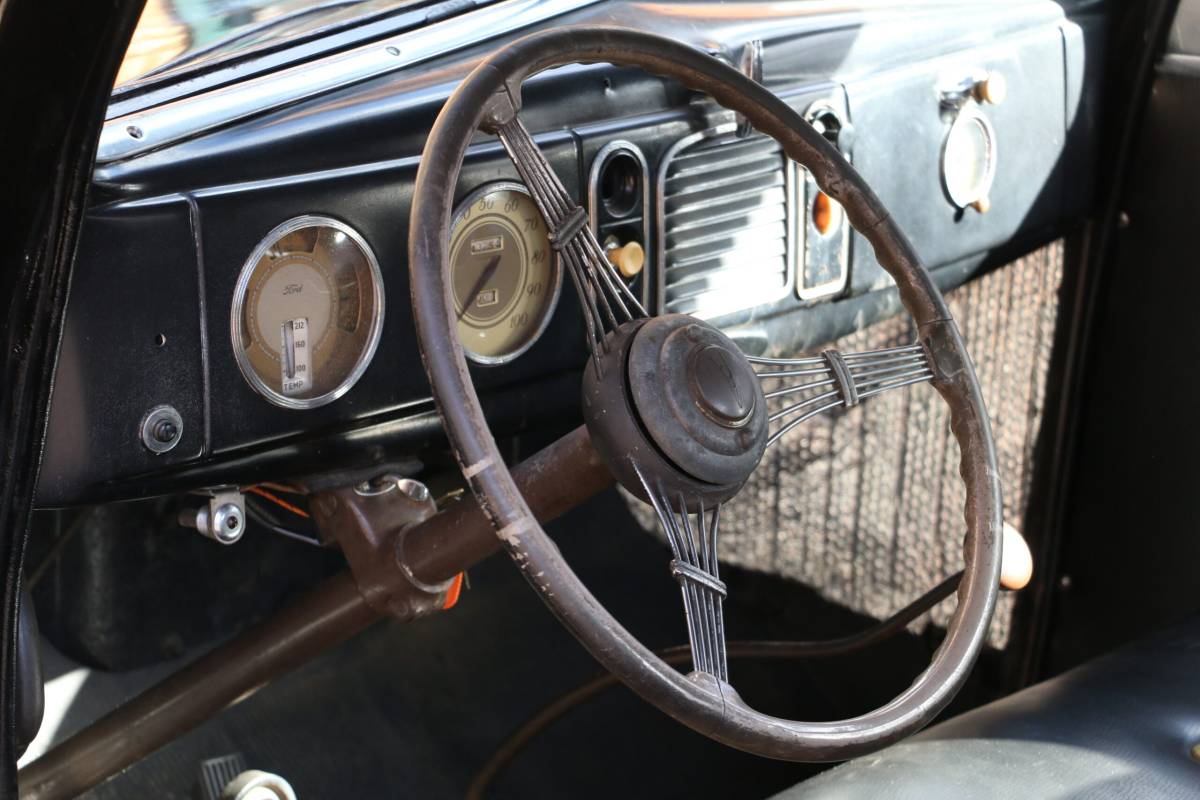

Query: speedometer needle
left=458, top=254, right=502, bottom=321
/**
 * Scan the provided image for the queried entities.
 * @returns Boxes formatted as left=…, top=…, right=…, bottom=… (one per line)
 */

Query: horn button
left=630, top=316, right=767, bottom=486
left=690, top=345, right=757, bottom=426
left=582, top=314, right=768, bottom=503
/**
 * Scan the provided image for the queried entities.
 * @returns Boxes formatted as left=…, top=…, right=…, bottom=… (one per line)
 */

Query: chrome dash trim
left=656, top=122, right=797, bottom=320
left=98, top=0, right=600, bottom=164
left=795, top=99, right=851, bottom=302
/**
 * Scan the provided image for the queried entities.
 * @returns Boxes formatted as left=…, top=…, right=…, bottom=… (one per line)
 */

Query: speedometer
left=450, top=182, right=561, bottom=364
left=232, top=215, right=384, bottom=409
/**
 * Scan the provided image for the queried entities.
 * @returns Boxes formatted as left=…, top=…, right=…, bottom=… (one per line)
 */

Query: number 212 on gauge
left=281, top=317, right=312, bottom=396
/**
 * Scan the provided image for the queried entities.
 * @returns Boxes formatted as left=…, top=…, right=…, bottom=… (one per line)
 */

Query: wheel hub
left=582, top=315, right=768, bottom=506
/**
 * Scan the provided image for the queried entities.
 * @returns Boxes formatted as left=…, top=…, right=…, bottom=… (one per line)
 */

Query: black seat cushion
left=774, top=619, right=1200, bottom=799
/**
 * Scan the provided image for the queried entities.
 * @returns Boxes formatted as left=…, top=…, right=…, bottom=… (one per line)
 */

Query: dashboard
left=35, top=0, right=1103, bottom=507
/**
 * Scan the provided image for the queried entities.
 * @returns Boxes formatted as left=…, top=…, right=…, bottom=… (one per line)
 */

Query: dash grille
left=658, top=127, right=794, bottom=318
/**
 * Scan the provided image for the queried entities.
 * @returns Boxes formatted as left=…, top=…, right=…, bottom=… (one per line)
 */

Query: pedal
left=196, top=754, right=296, bottom=800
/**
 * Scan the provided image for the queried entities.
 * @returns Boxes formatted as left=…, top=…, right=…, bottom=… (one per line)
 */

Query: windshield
left=116, top=0, right=435, bottom=89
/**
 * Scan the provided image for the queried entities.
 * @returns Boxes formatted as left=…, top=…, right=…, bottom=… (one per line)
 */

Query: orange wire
left=247, top=486, right=310, bottom=518
left=257, top=481, right=304, bottom=495
left=442, top=573, right=465, bottom=610
left=249, top=487, right=461, bottom=606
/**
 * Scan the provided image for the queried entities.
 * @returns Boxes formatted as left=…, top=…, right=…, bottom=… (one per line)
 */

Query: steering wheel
left=409, top=26, right=1001, bottom=761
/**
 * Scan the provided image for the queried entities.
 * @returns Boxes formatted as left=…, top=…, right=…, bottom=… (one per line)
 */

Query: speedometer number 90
left=450, top=182, right=561, bottom=364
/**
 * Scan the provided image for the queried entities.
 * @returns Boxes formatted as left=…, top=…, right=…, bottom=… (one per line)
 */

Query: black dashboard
left=36, top=0, right=1104, bottom=507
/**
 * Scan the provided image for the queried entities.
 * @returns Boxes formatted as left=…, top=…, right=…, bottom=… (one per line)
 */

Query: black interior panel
left=37, top=2, right=1097, bottom=507
left=1047, top=6, right=1200, bottom=672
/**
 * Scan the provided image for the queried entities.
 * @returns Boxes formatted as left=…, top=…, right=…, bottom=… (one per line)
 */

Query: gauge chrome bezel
left=231, top=214, right=385, bottom=410
left=940, top=104, right=997, bottom=210
left=450, top=181, right=563, bottom=366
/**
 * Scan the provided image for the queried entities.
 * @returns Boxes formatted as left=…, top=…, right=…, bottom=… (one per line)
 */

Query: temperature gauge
left=280, top=317, right=311, bottom=396
left=232, top=216, right=384, bottom=409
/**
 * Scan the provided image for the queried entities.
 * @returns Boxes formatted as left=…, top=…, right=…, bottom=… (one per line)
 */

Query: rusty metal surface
left=311, top=477, right=444, bottom=620
left=632, top=243, right=1062, bottom=647
left=405, top=425, right=613, bottom=585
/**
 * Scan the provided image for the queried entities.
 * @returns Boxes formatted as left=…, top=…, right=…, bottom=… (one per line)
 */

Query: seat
left=775, top=619, right=1200, bottom=799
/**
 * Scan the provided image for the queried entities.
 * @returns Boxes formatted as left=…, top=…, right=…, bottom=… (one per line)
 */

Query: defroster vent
left=657, top=125, right=794, bottom=318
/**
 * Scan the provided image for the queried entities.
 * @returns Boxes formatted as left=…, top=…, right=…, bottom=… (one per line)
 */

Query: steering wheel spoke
left=491, top=113, right=647, bottom=371
left=751, top=343, right=934, bottom=447
left=635, top=466, right=728, bottom=681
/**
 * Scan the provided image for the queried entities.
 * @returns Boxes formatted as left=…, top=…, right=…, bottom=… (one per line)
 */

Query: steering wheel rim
left=409, top=26, right=1001, bottom=762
